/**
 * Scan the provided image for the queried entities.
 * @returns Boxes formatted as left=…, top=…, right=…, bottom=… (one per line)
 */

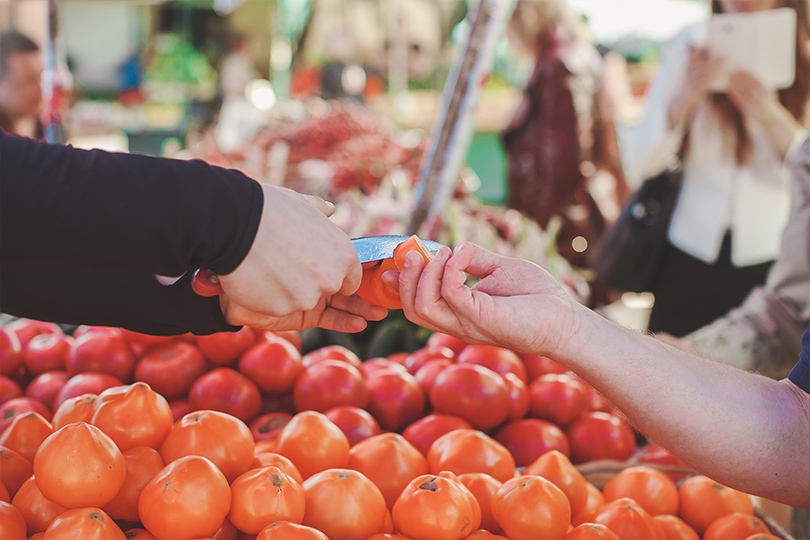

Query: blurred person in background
left=502, top=0, right=630, bottom=273
left=619, top=0, right=810, bottom=337
left=0, top=30, right=44, bottom=139
left=215, top=33, right=264, bottom=153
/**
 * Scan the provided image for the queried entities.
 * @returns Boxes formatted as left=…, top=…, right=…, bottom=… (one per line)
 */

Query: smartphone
left=707, top=7, right=796, bottom=91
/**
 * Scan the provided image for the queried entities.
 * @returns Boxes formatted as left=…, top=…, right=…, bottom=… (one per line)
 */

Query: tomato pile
left=0, top=318, right=779, bottom=540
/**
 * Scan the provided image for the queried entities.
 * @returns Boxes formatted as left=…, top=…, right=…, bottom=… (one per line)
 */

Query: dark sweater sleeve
left=0, top=132, right=264, bottom=334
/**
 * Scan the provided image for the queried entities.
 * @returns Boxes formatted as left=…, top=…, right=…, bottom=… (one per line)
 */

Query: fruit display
left=0, top=317, right=794, bottom=540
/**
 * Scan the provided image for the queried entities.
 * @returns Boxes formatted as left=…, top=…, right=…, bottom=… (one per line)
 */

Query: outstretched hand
left=384, top=242, right=584, bottom=355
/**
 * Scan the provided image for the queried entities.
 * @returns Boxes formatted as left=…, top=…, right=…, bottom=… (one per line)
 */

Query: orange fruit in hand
left=356, top=235, right=437, bottom=309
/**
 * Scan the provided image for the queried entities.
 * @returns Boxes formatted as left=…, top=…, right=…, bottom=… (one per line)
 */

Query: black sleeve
left=788, top=324, right=810, bottom=394
left=0, top=132, right=264, bottom=334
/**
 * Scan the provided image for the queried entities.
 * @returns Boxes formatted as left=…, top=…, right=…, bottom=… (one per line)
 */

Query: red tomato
left=168, top=399, right=194, bottom=424
left=11, top=476, right=66, bottom=535
left=430, top=363, right=510, bottom=431
left=118, top=329, right=174, bottom=357
left=503, top=372, right=530, bottom=421
left=457, top=345, right=527, bottom=383
left=293, top=360, right=369, bottom=413
left=494, top=418, right=570, bottom=467
left=275, top=411, right=350, bottom=480
left=0, top=375, right=22, bottom=406
left=458, top=472, right=504, bottom=534
left=347, top=433, right=428, bottom=509
left=134, top=340, right=207, bottom=400
left=229, top=466, right=305, bottom=535
left=53, top=372, right=122, bottom=410
left=0, top=446, right=32, bottom=499
left=365, top=369, right=426, bottom=432
left=0, top=326, right=24, bottom=378
left=249, top=412, right=293, bottom=443
left=43, top=507, right=126, bottom=539
left=160, top=410, right=255, bottom=483
left=401, top=413, right=473, bottom=457
left=491, top=475, right=570, bottom=540
left=66, top=330, right=136, bottom=381
left=24, top=371, right=68, bottom=411
left=566, top=411, right=636, bottom=464
left=324, top=405, right=381, bottom=446
left=196, top=327, right=256, bottom=366
left=361, top=358, right=409, bottom=377
left=302, top=468, right=387, bottom=540
left=520, top=354, right=567, bottom=381
left=403, top=347, right=455, bottom=375
left=139, top=455, right=231, bottom=540
left=269, top=330, right=303, bottom=352
left=426, top=332, right=469, bottom=356
left=91, top=382, right=174, bottom=451
left=0, top=411, right=53, bottom=463
left=101, top=445, right=164, bottom=523
left=22, top=333, right=72, bottom=376
left=427, top=429, right=516, bottom=483
left=301, top=345, right=362, bottom=370
left=589, top=497, right=664, bottom=540
left=189, top=367, right=262, bottom=424
left=238, top=334, right=303, bottom=394
left=414, top=359, right=454, bottom=395
left=52, top=393, right=97, bottom=430
left=0, top=397, right=52, bottom=433
left=528, top=373, right=589, bottom=427
left=6, top=319, right=61, bottom=349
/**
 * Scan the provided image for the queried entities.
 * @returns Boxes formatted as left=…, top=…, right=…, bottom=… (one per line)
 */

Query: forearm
left=557, top=307, right=810, bottom=506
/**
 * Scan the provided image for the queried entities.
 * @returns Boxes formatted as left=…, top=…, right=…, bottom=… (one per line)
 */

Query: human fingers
left=281, top=187, right=336, bottom=217
left=328, top=293, right=388, bottom=322
left=395, top=247, right=459, bottom=333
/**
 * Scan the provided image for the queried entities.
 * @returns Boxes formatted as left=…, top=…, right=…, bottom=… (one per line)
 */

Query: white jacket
left=619, top=23, right=805, bottom=267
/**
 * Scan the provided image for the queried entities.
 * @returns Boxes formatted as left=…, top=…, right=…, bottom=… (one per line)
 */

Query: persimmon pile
left=0, top=318, right=780, bottom=540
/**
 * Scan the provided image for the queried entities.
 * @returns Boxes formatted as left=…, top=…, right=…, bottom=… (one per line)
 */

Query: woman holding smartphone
left=618, top=0, right=810, bottom=337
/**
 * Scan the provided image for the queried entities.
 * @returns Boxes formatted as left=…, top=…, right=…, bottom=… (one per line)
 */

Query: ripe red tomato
left=528, top=373, right=589, bottom=427
left=458, top=472, right=503, bottom=534
left=189, top=367, right=262, bottom=423
left=119, top=329, right=174, bottom=357
left=10, top=475, right=67, bottom=535
left=520, top=354, right=567, bottom=381
left=414, top=359, right=454, bottom=395
left=589, top=497, right=664, bottom=540
left=302, top=468, right=388, bottom=540
left=430, top=363, right=510, bottom=430
left=0, top=446, right=32, bottom=499
left=53, top=372, right=122, bottom=410
left=365, top=369, right=426, bottom=432
left=402, top=346, right=455, bottom=375
left=503, top=372, right=530, bottom=421
left=426, top=332, right=469, bottom=355
left=101, top=445, right=164, bottom=523
left=196, top=327, right=256, bottom=366
left=457, top=345, right=527, bottom=383
left=566, top=411, right=636, bottom=464
left=43, top=507, right=125, bottom=539
left=268, top=330, right=303, bottom=352
left=66, top=329, right=136, bottom=381
left=0, top=375, right=22, bottom=406
left=139, top=455, right=231, bottom=540
left=24, top=371, right=68, bottom=411
left=52, top=393, right=96, bottom=430
left=229, top=466, right=305, bottom=535
left=6, top=319, right=61, bottom=349
left=238, top=334, right=303, bottom=393
left=427, top=429, right=516, bottom=483
left=301, top=345, right=363, bottom=370
left=33, top=422, right=126, bottom=509
left=91, top=382, right=174, bottom=451
left=293, top=359, right=369, bottom=413
left=393, top=471, right=481, bottom=540
left=22, top=333, right=72, bottom=376
left=0, top=411, right=53, bottom=463
left=0, top=326, right=24, bottom=378
left=135, top=341, right=207, bottom=400
left=494, top=418, right=570, bottom=467
left=347, top=432, right=429, bottom=508
left=0, top=397, right=52, bottom=433
left=275, top=411, right=350, bottom=479
left=361, top=358, right=409, bottom=377
left=324, top=405, right=381, bottom=446
left=523, top=450, right=588, bottom=516
left=401, top=413, right=473, bottom=457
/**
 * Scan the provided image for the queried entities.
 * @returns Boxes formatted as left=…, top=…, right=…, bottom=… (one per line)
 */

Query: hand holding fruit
left=387, top=242, right=583, bottom=356
left=217, top=185, right=385, bottom=331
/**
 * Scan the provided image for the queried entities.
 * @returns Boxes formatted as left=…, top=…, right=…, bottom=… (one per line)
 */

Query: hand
left=668, top=47, right=725, bottom=130
left=385, top=242, right=584, bottom=355
left=218, top=185, right=363, bottom=317
left=221, top=292, right=387, bottom=333
left=726, top=70, right=802, bottom=159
